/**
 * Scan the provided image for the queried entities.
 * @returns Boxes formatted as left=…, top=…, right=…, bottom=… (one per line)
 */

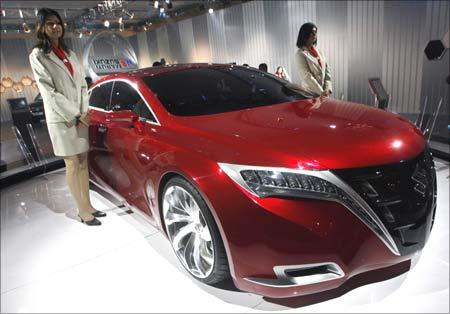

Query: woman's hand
left=320, top=89, right=331, bottom=97
left=78, top=112, right=90, bottom=127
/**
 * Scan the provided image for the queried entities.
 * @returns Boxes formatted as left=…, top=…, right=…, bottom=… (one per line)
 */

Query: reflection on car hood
left=174, top=98, right=426, bottom=170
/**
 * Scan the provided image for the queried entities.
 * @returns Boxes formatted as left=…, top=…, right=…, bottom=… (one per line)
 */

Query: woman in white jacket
left=294, top=22, right=332, bottom=97
left=29, top=8, right=105, bottom=226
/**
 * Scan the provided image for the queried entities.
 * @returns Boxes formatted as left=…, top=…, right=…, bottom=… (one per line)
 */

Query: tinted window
left=111, top=81, right=142, bottom=111
left=142, top=67, right=312, bottom=116
left=89, top=82, right=113, bottom=110
left=133, top=99, right=157, bottom=123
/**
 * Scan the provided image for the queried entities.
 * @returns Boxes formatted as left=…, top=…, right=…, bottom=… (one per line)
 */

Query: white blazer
left=29, top=47, right=89, bottom=124
left=295, top=46, right=332, bottom=96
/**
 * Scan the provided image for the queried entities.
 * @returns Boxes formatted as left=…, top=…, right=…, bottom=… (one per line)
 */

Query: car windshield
left=34, top=93, right=42, bottom=101
left=142, top=66, right=313, bottom=116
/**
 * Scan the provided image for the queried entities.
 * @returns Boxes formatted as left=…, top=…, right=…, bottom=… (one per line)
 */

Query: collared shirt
left=51, top=45, right=74, bottom=77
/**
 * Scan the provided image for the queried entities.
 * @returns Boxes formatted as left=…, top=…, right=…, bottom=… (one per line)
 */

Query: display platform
left=1, top=160, right=448, bottom=313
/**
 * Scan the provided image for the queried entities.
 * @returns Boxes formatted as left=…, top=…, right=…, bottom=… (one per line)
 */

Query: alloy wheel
left=163, top=185, right=214, bottom=278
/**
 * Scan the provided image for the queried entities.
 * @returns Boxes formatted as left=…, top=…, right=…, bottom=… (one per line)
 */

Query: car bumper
left=195, top=169, right=430, bottom=298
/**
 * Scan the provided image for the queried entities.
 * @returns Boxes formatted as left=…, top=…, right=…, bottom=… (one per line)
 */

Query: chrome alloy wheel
left=163, top=185, right=214, bottom=278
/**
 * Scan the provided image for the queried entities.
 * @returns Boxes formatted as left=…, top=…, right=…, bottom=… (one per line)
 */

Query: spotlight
left=123, top=9, right=134, bottom=19
left=154, top=1, right=159, bottom=9
left=104, top=19, right=110, bottom=27
left=2, top=10, right=5, bottom=17
left=22, top=22, right=31, bottom=33
left=19, top=9, right=23, bottom=19
left=208, top=8, right=214, bottom=14
left=34, top=8, right=38, bottom=16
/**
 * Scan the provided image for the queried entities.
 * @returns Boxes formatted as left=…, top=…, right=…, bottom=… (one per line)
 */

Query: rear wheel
left=162, top=176, right=229, bottom=284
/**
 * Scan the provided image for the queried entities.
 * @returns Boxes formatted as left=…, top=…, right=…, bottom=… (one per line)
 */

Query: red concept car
left=88, top=64, right=437, bottom=298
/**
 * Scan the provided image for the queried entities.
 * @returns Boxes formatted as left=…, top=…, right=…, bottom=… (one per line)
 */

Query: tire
left=162, top=176, right=230, bottom=284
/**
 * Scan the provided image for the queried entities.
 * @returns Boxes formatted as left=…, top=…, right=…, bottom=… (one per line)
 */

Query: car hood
left=172, top=98, right=425, bottom=170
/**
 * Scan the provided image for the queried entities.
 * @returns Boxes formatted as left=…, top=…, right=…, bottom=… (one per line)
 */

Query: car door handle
left=98, top=124, right=107, bottom=133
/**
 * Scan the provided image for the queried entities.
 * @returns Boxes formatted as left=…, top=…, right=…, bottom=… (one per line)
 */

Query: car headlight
left=218, top=162, right=400, bottom=256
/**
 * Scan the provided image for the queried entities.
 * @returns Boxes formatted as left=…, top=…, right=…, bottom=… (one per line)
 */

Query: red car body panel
left=88, top=65, right=433, bottom=298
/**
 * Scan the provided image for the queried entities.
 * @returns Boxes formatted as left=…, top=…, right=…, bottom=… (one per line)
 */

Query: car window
left=34, top=93, right=42, bottom=101
left=133, top=99, right=157, bottom=123
left=142, top=67, right=312, bottom=116
left=89, top=82, right=113, bottom=110
left=111, top=81, right=142, bottom=112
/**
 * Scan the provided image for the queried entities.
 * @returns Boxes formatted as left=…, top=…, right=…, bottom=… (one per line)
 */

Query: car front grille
left=333, top=148, right=437, bottom=256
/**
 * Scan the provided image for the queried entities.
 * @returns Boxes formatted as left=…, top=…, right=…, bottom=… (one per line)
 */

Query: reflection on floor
left=1, top=160, right=449, bottom=313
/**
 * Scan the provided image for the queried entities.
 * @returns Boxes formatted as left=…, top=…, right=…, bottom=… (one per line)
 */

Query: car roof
left=91, top=63, right=253, bottom=88
left=129, top=63, right=247, bottom=78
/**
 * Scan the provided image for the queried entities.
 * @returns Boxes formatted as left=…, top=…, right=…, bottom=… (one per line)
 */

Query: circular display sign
left=83, top=31, right=138, bottom=82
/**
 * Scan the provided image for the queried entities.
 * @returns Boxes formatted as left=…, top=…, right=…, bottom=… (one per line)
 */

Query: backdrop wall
left=1, top=0, right=448, bottom=132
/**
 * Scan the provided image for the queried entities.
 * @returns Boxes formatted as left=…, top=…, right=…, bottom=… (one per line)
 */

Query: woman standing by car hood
left=295, top=22, right=333, bottom=97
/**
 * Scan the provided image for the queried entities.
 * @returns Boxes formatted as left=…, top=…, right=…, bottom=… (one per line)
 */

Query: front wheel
left=162, top=176, right=230, bottom=284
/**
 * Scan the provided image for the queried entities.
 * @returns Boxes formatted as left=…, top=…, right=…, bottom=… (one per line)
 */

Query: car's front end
left=166, top=101, right=437, bottom=298
left=207, top=148, right=436, bottom=298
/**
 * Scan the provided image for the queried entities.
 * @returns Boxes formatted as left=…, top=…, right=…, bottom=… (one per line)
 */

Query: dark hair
left=296, top=22, right=317, bottom=48
left=258, top=63, right=268, bottom=72
left=34, top=8, right=69, bottom=54
left=152, top=61, right=162, bottom=67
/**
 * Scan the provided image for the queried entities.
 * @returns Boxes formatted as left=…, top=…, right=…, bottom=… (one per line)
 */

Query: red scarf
left=51, top=45, right=74, bottom=77
left=308, top=46, right=323, bottom=68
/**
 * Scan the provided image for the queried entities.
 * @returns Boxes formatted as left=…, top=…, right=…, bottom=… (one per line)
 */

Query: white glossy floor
left=1, top=159, right=449, bottom=313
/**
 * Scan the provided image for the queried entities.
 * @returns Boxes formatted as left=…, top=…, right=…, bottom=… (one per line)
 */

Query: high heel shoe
left=92, top=210, right=107, bottom=218
left=78, top=215, right=102, bottom=226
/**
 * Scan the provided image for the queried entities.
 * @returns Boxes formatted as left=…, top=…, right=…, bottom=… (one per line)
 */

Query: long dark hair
left=296, top=22, right=317, bottom=48
left=34, top=8, right=69, bottom=54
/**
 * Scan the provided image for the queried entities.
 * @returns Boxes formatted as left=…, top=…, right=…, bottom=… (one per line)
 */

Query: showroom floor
left=1, top=159, right=449, bottom=313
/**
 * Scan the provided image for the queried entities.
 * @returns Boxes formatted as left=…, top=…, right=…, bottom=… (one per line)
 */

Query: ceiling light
left=118, top=16, right=123, bottom=24
left=19, top=9, right=23, bottom=19
left=2, top=10, right=5, bottom=17
left=208, top=8, right=214, bottom=14
left=35, top=8, right=38, bottom=16
left=154, top=1, right=159, bottom=9
left=104, top=19, right=110, bottom=27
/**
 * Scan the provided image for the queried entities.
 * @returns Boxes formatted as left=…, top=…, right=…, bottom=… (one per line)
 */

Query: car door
left=103, top=80, right=159, bottom=220
left=88, top=81, right=114, bottom=187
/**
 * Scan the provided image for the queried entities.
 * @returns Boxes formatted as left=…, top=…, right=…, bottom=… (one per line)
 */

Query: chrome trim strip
left=244, top=262, right=345, bottom=288
left=218, top=162, right=400, bottom=256
left=88, top=78, right=161, bottom=126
